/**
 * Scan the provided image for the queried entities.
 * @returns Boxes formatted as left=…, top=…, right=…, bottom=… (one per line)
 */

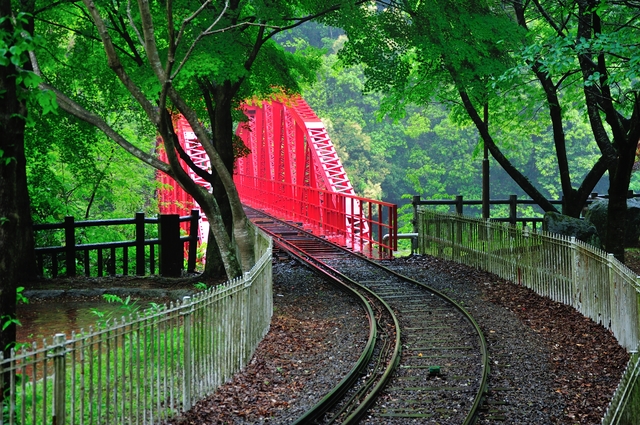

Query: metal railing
left=34, top=211, right=200, bottom=278
left=2, top=230, right=273, bottom=425
left=414, top=209, right=639, bottom=424
left=235, top=175, right=398, bottom=258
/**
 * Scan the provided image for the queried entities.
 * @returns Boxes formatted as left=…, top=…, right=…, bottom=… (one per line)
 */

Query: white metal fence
left=416, top=209, right=640, bottom=424
left=1, top=231, right=273, bottom=425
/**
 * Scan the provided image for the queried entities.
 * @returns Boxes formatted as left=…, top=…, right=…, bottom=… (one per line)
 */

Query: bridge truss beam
left=157, top=96, right=397, bottom=258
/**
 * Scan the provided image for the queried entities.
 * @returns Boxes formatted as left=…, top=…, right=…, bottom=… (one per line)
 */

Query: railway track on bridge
left=246, top=207, right=490, bottom=424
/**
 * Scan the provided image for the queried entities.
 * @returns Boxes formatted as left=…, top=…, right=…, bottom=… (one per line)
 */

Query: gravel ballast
left=170, top=254, right=629, bottom=425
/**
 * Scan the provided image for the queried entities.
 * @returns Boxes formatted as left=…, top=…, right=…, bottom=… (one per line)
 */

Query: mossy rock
left=584, top=199, right=640, bottom=247
left=542, top=211, right=601, bottom=248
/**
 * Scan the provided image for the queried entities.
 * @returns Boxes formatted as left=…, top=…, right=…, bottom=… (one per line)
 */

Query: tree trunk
left=604, top=139, right=637, bottom=263
left=158, top=110, right=244, bottom=279
left=210, top=81, right=236, bottom=234
left=605, top=173, right=630, bottom=263
left=199, top=81, right=237, bottom=279
left=0, top=1, right=36, bottom=359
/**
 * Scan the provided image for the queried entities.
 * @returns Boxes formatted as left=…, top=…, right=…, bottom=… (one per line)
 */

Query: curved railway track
left=246, top=207, right=490, bottom=424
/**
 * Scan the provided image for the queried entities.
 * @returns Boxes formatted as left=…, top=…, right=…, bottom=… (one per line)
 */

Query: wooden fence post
left=412, top=195, right=420, bottom=234
left=636, top=277, right=640, bottom=349
left=64, top=216, right=76, bottom=277
left=159, top=214, right=182, bottom=277
left=454, top=199, right=463, bottom=255
left=135, top=212, right=146, bottom=276
left=53, top=333, right=66, bottom=425
left=455, top=195, right=463, bottom=215
left=187, top=209, right=199, bottom=273
left=509, top=195, right=517, bottom=226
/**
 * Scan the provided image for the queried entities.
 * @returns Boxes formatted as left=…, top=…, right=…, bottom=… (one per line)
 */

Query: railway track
left=246, top=207, right=490, bottom=424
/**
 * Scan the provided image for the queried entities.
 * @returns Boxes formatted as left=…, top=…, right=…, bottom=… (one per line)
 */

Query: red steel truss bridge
left=157, top=96, right=397, bottom=258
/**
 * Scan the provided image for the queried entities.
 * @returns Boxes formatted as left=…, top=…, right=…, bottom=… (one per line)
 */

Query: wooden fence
left=1, top=229, right=272, bottom=425
left=412, top=191, right=640, bottom=232
left=34, top=211, right=200, bottom=278
left=415, top=208, right=640, bottom=424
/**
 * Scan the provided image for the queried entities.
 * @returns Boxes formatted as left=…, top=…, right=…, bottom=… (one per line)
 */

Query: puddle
left=16, top=298, right=162, bottom=344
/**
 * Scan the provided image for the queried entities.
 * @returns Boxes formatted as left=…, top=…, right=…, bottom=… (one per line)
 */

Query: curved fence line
left=1, top=229, right=273, bottom=425
left=415, top=209, right=639, bottom=425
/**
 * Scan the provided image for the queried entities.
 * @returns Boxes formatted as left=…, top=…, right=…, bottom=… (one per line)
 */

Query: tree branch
left=82, top=0, right=161, bottom=125
left=577, top=155, right=608, bottom=199
left=459, top=90, right=558, bottom=213
left=42, top=82, right=171, bottom=174
left=127, top=0, right=145, bottom=46
left=136, top=0, right=167, bottom=84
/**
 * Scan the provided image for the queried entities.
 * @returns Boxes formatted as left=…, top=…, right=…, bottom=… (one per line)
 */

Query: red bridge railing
left=235, top=174, right=397, bottom=258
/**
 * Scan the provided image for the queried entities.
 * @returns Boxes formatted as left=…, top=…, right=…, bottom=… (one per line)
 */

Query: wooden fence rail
left=412, top=191, right=640, bottom=232
left=415, top=208, right=640, bottom=425
left=2, top=230, right=272, bottom=425
left=34, top=210, right=200, bottom=278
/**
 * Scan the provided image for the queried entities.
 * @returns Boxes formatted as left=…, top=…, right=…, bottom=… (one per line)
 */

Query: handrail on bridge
left=235, top=174, right=398, bottom=258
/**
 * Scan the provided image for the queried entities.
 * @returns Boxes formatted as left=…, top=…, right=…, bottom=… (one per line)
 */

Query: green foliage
left=193, top=282, right=208, bottom=291
left=0, top=13, right=38, bottom=66
left=25, top=75, right=159, bottom=254
left=306, top=0, right=624, bottom=222
left=90, top=294, right=140, bottom=327
left=294, top=15, right=609, bottom=227
left=0, top=287, right=29, bottom=338
left=16, top=286, right=28, bottom=305
left=0, top=12, right=57, bottom=124
left=0, top=315, right=20, bottom=332
left=24, top=1, right=330, bottom=277
left=0, top=147, right=15, bottom=165
left=328, top=0, right=524, bottom=116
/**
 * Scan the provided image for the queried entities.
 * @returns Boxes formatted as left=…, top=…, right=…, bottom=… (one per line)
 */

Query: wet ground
left=18, top=274, right=205, bottom=344
left=16, top=298, right=161, bottom=343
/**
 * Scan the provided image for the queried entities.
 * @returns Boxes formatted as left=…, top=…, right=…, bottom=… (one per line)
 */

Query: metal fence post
left=636, top=277, right=640, bottom=348
left=182, top=296, right=193, bottom=411
left=135, top=212, right=146, bottom=276
left=53, top=333, right=66, bottom=425
left=64, top=216, right=76, bottom=277
left=571, top=237, right=579, bottom=308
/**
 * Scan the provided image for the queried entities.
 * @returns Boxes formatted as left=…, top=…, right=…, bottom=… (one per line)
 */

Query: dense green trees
left=511, top=1, right=640, bottom=261
left=0, top=0, right=340, bottom=355
left=28, top=0, right=339, bottom=279
left=27, top=107, right=158, bottom=224
left=322, top=0, right=639, bottom=261
left=298, top=30, right=603, bottom=219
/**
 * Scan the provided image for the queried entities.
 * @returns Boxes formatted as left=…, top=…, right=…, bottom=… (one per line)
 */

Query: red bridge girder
left=235, top=96, right=354, bottom=195
left=157, top=96, right=397, bottom=258
left=234, top=96, right=397, bottom=257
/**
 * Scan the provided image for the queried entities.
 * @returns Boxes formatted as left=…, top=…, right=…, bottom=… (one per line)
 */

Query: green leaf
left=37, top=90, right=58, bottom=115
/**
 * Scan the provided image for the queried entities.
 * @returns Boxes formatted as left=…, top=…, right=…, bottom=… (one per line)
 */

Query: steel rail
left=259, top=222, right=400, bottom=424
left=248, top=207, right=489, bottom=424
left=367, top=262, right=490, bottom=425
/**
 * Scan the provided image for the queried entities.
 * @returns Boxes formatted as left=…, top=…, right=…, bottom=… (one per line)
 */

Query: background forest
left=283, top=23, right=614, bottom=215
left=26, top=21, right=626, bottom=234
